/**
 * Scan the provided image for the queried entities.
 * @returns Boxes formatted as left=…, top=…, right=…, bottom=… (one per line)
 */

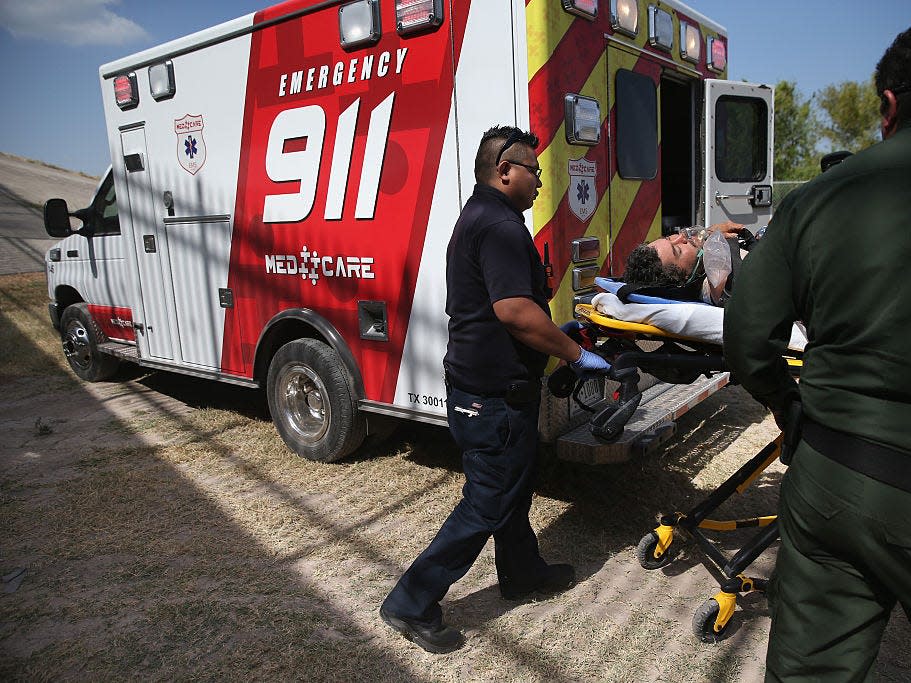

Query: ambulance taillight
left=113, top=73, right=138, bottom=110
left=562, top=0, right=597, bottom=20
left=680, top=22, right=701, bottom=64
left=648, top=6, right=674, bottom=51
left=564, top=94, right=601, bottom=145
left=610, top=0, right=639, bottom=37
left=708, top=36, right=727, bottom=72
left=394, top=0, right=443, bottom=35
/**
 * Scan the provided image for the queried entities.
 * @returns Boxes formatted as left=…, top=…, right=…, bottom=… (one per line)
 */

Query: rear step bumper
left=556, top=373, right=730, bottom=464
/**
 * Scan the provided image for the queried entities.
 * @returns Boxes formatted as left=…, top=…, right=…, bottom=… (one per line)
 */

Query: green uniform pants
left=765, top=441, right=911, bottom=682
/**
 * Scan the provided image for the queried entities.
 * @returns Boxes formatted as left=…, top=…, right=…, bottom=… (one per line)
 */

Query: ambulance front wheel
left=59, top=303, right=120, bottom=382
left=267, top=338, right=366, bottom=462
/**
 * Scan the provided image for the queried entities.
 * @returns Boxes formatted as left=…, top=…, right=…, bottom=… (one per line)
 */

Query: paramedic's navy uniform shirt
left=443, top=184, right=550, bottom=394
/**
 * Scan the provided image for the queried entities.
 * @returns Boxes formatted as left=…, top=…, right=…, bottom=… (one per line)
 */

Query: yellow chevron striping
left=533, top=50, right=608, bottom=234
left=525, top=0, right=575, bottom=82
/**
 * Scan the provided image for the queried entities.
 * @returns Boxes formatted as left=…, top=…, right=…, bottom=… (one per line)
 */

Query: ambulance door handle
left=715, top=185, right=772, bottom=207
left=714, top=191, right=752, bottom=203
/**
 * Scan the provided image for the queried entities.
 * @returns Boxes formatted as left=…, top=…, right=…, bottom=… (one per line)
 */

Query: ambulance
left=43, top=0, right=774, bottom=464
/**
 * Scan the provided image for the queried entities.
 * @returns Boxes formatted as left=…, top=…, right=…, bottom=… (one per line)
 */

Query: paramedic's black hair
left=623, top=244, right=689, bottom=287
left=474, top=126, right=539, bottom=183
left=875, top=27, right=911, bottom=125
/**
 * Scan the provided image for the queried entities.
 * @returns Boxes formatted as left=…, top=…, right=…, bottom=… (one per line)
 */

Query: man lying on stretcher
left=587, top=220, right=806, bottom=349
left=623, top=221, right=763, bottom=306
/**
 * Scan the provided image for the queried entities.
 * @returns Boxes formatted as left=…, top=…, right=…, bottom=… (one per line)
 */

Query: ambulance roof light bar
left=562, top=0, right=597, bottom=20
left=339, top=0, right=381, bottom=50
left=564, top=94, right=601, bottom=146
left=707, top=36, right=727, bottom=72
left=395, top=0, right=443, bottom=36
left=610, top=0, right=639, bottom=38
left=680, top=22, right=700, bottom=64
left=113, top=73, right=139, bottom=110
left=148, top=61, right=175, bottom=101
left=648, top=6, right=674, bottom=52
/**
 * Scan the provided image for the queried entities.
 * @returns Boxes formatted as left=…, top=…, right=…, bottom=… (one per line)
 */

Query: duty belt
left=802, top=417, right=911, bottom=493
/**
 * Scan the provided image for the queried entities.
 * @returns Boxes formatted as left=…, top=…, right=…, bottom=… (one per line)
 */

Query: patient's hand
left=709, top=220, right=745, bottom=239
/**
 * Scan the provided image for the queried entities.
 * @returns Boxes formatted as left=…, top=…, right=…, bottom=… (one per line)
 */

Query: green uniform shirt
left=724, top=125, right=911, bottom=453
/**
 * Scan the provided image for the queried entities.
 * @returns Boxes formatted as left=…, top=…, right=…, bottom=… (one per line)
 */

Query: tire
left=636, top=531, right=675, bottom=570
left=692, top=598, right=729, bottom=643
left=266, top=338, right=366, bottom=462
left=59, top=303, right=120, bottom=382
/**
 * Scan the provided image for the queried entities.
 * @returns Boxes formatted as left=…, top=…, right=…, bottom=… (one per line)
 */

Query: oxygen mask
left=677, top=226, right=708, bottom=248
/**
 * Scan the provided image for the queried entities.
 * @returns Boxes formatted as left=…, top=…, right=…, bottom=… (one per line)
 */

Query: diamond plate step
left=556, top=372, right=730, bottom=465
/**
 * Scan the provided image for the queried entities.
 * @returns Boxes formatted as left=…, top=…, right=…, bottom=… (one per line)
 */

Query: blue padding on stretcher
left=594, top=277, right=709, bottom=305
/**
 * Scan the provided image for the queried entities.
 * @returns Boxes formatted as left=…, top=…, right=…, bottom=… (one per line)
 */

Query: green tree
left=773, top=80, right=818, bottom=180
left=817, top=76, right=881, bottom=153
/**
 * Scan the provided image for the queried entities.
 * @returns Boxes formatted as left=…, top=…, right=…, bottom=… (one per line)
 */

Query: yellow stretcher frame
left=570, top=301, right=804, bottom=642
left=575, top=303, right=804, bottom=370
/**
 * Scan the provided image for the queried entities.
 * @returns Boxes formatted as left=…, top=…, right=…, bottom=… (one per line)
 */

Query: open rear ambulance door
left=704, top=81, right=774, bottom=234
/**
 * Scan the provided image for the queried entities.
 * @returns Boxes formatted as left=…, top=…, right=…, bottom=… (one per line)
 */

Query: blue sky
left=1, top=0, right=908, bottom=176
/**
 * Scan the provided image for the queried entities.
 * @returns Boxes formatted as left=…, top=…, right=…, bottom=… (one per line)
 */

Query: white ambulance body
left=44, top=0, right=773, bottom=463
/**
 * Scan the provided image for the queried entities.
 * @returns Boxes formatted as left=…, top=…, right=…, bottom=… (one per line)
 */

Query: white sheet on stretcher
left=591, top=292, right=808, bottom=351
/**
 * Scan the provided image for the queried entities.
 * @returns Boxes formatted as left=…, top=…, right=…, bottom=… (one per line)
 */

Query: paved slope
left=0, top=153, right=100, bottom=275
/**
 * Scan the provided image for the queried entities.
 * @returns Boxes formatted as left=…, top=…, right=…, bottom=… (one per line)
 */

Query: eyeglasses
left=502, top=159, right=543, bottom=178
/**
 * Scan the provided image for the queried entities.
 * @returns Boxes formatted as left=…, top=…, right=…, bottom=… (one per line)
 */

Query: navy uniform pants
left=766, top=441, right=911, bottom=682
left=382, top=386, right=548, bottom=626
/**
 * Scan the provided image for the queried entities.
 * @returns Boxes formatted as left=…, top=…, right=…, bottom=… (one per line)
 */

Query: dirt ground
left=2, top=273, right=910, bottom=682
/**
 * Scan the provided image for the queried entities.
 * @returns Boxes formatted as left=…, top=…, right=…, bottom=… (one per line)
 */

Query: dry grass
left=1, top=272, right=909, bottom=681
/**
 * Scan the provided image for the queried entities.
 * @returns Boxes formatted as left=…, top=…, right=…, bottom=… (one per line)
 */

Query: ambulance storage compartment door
left=704, top=80, right=774, bottom=234
left=120, top=126, right=175, bottom=361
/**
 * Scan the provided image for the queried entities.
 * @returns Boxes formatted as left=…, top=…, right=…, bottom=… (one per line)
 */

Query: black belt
left=802, top=417, right=911, bottom=493
left=444, top=372, right=540, bottom=405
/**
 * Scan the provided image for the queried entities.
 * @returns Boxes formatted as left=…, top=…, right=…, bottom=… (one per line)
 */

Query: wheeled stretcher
left=555, top=280, right=803, bottom=641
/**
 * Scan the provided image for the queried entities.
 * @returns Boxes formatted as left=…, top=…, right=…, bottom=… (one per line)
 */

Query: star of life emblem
left=568, top=157, right=597, bottom=221
left=174, top=114, right=207, bottom=175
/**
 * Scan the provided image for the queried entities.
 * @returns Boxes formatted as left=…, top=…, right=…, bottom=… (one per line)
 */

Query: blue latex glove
left=570, top=347, right=610, bottom=376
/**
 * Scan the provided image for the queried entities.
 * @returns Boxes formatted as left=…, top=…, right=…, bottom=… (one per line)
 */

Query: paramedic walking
left=380, top=125, right=609, bottom=654
left=724, top=28, right=911, bottom=681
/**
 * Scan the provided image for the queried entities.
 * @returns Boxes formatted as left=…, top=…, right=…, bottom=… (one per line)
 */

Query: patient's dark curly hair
left=623, top=244, right=689, bottom=286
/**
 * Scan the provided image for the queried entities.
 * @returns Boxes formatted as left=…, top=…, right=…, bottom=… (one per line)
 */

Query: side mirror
left=44, top=199, right=73, bottom=238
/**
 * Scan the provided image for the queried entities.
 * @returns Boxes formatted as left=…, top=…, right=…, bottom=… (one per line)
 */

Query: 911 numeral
left=263, top=92, right=395, bottom=223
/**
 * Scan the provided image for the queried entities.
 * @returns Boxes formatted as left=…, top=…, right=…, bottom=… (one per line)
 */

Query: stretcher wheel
left=692, top=598, right=729, bottom=643
left=636, top=531, right=675, bottom=570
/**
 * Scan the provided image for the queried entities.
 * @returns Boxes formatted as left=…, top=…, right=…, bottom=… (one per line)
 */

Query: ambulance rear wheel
left=59, top=303, right=120, bottom=382
left=267, top=338, right=366, bottom=462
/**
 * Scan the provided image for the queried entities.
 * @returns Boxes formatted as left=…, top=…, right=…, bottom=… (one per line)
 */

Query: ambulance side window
left=616, top=69, right=658, bottom=180
left=91, top=172, right=121, bottom=236
left=714, top=96, right=768, bottom=182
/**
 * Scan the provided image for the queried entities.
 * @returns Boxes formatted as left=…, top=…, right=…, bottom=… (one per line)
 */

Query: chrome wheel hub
left=63, top=322, right=91, bottom=370
left=277, top=363, right=330, bottom=444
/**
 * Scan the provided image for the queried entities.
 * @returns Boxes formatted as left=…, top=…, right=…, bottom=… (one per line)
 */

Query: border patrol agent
left=724, top=28, right=911, bottom=682
left=380, top=126, right=609, bottom=654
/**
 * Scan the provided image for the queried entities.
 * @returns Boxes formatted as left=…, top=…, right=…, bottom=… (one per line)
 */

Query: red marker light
left=114, top=74, right=138, bottom=110
left=711, top=39, right=727, bottom=71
